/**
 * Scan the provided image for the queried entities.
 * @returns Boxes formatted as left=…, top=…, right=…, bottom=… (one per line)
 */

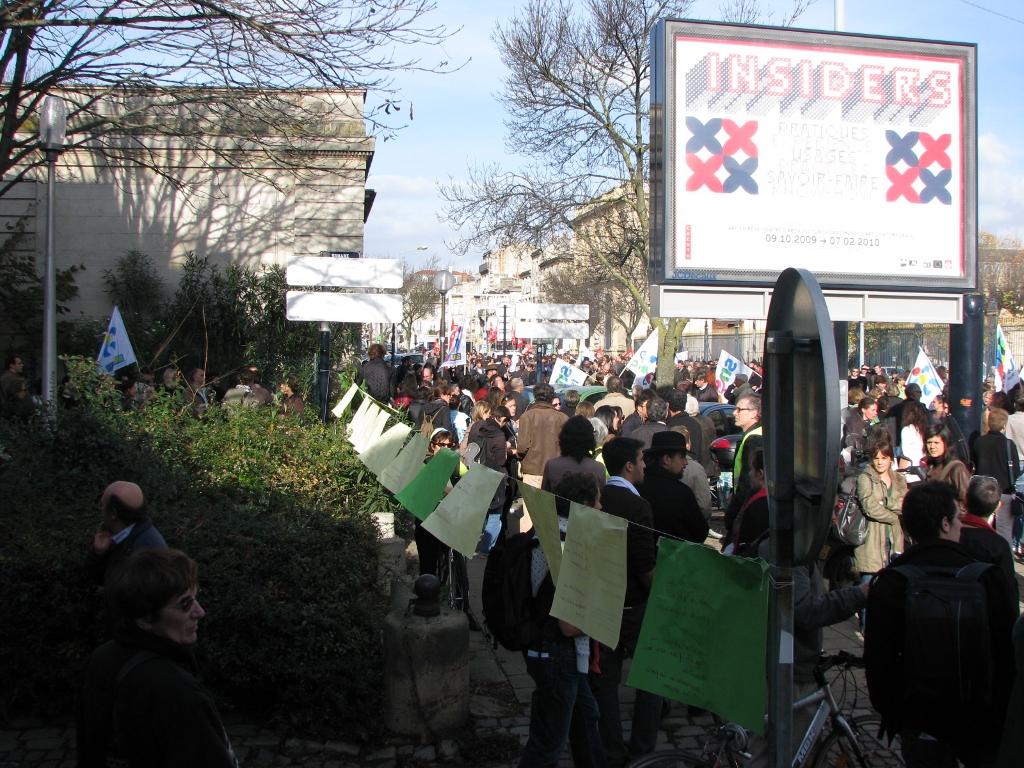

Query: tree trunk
left=654, top=317, right=688, bottom=388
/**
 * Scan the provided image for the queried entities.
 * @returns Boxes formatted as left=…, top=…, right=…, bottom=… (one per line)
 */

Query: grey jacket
left=758, top=539, right=866, bottom=683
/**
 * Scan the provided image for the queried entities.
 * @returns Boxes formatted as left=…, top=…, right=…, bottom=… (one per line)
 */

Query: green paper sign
left=421, top=463, right=504, bottom=556
left=519, top=485, right=563, bottom=583
left=395, top=449, right=462, bottom=521
left=360, top=423, right=411, bottom=477
left=379, top=433, right=429, bottom=494
left=627, top=540, right=769, bottom=735
left=549, top=503, right=628, bottom=649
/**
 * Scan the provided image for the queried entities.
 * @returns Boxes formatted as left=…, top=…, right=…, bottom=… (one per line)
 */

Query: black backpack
left=893, top=562, right=996, bottom=715
left=481, top=532, right=545, bottom=651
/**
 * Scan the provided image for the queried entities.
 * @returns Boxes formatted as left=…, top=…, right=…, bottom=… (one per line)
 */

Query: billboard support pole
left=833, top=322, right=849, bottom=373
left=949, top=294, right=984, bottom=445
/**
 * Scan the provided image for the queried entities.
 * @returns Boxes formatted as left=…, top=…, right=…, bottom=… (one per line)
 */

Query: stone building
left=0, top=89, right=375, bottom=325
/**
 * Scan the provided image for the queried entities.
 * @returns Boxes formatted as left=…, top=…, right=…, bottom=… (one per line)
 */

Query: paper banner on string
left=331, top=384, right=360, bottom=418
left=421, top=463, right=504, bottom=555
left=550, top=503, right=627, bottom=649
left=360, top=423, right=411, bottom=477
left=354, top=407, right=391, bottom=454
left=395, top=449, right=462, bottom=521
left=908, top=347, right=944, bottom=408
left=627, top=539, right=769, bottom=735
left=715, top=350, right=752, bottom=397
left=346, top=394, right=375, bottom=440
left=519, top=484, right=563, bottom=584
left=995, top=325, right=1021, bottom=394
left=97, top=306, right=138, bottom=375
left=349, top=401, right=382, bottom=452
left=379, top=433, right=429, bottom=494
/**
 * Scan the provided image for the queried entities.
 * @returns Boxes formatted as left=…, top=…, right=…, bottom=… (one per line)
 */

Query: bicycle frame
left=792, top=679, right=864, bottom=768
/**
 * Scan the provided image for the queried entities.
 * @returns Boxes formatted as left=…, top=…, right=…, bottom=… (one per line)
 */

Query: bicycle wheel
left=810, top=715, right=904, bottom=768
left=624, top=750, right=713, bottom=768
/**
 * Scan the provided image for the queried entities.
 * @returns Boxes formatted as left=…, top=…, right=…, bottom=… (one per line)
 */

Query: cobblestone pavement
left=4, top=534, right=1020, bottom=768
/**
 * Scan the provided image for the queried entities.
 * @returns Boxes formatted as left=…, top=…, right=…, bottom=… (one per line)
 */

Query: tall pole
left=949, top=295, right=984, bottom=445
left=502, top=305, right=508, bottom=354
left=318, top=321, right=330, bottom=423
left=42, top=152, right=58, bottom=403
left=439, top=292, right=446, bottom=365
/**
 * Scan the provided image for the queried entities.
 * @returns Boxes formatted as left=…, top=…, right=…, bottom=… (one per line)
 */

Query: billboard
left=649, top=21, right=977, bottom=292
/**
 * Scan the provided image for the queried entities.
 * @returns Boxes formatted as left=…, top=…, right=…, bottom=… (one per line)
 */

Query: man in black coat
left=665, top=389, right=709, bottom=476
left=85, top=481, right=167, bottom=586
left=357, top=343, right=396, bottom=403
left=588, top=438, right=660, bottom=767
left=865, top=482, right=1018, bottom=767
left=637, top=432, right=709, bottom=544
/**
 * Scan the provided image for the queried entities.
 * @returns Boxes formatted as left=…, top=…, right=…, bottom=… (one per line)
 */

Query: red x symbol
left=886, top=166, right=920, bottom=202
left=722, top=120, right=758, bottom=157
left=686, top=153, right=723, bottom=192
left=918, top=133, right=951, bottom=169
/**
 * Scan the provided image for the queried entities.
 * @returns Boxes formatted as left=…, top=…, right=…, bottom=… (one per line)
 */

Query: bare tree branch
left=1, top=0, right=459, bottom=193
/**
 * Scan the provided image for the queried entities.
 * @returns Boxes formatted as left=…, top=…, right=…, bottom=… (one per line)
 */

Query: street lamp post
left=432, top=270, right=456, bottom=364
left=39, top=96, right=67, bottom=405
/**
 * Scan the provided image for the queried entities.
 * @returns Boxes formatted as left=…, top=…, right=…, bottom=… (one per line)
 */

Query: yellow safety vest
left=733, top=425, right=763, bottom=478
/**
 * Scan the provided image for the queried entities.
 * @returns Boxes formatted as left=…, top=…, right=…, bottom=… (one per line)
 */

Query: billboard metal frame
left=650, top=19, right=978, bottom=295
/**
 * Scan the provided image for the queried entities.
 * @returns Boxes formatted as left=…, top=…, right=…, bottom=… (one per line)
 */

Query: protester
left=357, top=343, right=396, bottom=403
left=85, top=481, right=167, bottom=586
left=972, top=408, right=1019, bottom=547
left=517, top=383, right=569, bottom=493
left=723, top=394, right=763, bottom=541
left=961, top=475, right=1019, bottom=606
left=588, top=437, right=660, bottom=767
left=76, top=549, right=238, bottom=767
left=924, top=423, right=970, bottom=511
left=865, top=481, right=1018, bottom=767
left=637, top=431, right=708, bottom=544
left=278, top=375, right=305, bottom=416
left=541, top=416, right=606, bottom=492
left=517, top=472, right=606, bottom=768
left=593, top=376, right=635, bottom=417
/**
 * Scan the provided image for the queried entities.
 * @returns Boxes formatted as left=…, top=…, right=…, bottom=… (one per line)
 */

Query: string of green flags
left=335, top=384, right=769, bottom=732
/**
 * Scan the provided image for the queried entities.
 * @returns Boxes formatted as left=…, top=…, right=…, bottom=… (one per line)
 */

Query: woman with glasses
left=77, top=549, right=237, bottom=767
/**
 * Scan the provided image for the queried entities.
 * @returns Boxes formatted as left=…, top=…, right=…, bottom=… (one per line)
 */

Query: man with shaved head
left=85, top=481, right=167, bottom=585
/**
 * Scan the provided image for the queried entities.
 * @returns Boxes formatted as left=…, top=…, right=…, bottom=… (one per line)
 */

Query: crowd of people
left=34, top=339, right=1024, bottom=767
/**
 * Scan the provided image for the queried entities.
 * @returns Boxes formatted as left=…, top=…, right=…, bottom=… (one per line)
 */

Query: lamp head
left=39, top=96, right=67, bottom=151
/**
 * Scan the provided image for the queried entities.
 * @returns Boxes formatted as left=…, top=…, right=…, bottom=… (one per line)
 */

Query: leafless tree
left=440, top=0, right=812, bottom=385
left=0, top=0, right=456, bottom=196
left=398, top=255, right=440, bottom=349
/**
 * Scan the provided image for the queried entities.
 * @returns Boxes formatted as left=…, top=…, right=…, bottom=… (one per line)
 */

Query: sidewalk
left=3, top=539, right=1020, bottom=768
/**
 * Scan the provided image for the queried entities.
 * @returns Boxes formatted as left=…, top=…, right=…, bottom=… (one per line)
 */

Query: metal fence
left=679, top=323, right=1024, bottom=373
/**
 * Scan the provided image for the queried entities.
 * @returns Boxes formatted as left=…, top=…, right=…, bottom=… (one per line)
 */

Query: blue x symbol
left=919, top=167, right=952, bottom=205
left=723, top=156, right=758, bottom=194
left=686, top=117, right=723, bottom=154
left=886, top=131, right=919, bottom=167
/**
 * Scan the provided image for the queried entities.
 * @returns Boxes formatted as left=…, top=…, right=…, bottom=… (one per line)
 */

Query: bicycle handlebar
left=816, top=650, right=865, bottom=675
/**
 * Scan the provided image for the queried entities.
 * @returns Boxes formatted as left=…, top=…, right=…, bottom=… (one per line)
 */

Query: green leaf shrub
left=0, top=358, right=399, bottom=739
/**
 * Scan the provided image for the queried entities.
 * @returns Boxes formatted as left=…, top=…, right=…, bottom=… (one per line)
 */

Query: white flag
left=578, top=343, right=595, bottom=361
left=624, top=330, right=659, bottom=383
left=97, top=306, right=138, bottom=375
left=551, top=359, right=588, bottom=387
left=995, top=325, right=1021, bottom=394
left=908, top=347, right=944, bottom=408
left=441, top=324, right=466, bottom=369
left=715, top=350, right=753, bottom=397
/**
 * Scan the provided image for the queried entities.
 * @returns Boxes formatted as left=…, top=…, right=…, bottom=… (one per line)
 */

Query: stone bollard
left=378, top=537, right=407, bottom=591
left=374, top=511, right=396, bottom=539
left=383, top=575, right=469, bottom=740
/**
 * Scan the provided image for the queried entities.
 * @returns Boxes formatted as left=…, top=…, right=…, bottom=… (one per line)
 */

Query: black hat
left=643, top=431, right=688, bottom=456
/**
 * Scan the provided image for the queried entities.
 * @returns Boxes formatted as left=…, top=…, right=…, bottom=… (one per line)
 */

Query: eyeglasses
left=176, top=589, right=201, bottom=613
left=433, top=442, right=455, bottom=449
left=735, top=407, right=756, bottom=413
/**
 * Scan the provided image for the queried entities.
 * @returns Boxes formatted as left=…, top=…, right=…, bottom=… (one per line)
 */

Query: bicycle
left=624, top=651, right=904, bottom=768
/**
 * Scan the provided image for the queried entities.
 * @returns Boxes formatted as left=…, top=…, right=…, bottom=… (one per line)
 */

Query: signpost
left=763, top=268, right=839, bottom=768
left=515, top=304, right=590, bottom=382
left=284, top=257, right=404, bottom=422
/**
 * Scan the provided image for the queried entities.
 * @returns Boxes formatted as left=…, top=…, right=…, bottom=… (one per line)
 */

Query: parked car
left=700, top=402, right=742, bottom=475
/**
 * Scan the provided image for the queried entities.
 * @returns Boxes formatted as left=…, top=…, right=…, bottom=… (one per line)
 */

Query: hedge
left=0, top=358, right=399, bottom=739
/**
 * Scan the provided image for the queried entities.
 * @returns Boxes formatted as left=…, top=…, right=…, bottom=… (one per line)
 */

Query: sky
left=362, top=0, right=1024, bottom=271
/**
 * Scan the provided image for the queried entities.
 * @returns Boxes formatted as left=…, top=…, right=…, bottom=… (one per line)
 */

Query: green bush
left=0, top=358, right=400, bottom=739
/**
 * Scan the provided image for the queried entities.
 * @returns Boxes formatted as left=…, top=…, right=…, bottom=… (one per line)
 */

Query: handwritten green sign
left=627, top=539, right=768, bottom=735
left=395, top=449, right=461, bottom=521
left=549, top=503, right=627, bottom=649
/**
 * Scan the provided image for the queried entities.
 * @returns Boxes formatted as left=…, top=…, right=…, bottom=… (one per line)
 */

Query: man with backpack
left=864, top=481, right=1018, bottom=768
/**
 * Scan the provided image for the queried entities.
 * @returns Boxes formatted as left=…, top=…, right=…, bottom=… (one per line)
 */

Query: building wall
left=1, top=92, right=374, bottom=320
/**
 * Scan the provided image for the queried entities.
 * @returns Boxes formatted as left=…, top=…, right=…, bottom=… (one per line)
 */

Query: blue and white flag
left=625, top=329, right=659, bottom=385
left=995, top=325, right=1021, bottom=394
left=578, top=342, right=595, bottom=361
left=908, top=347, right=944, bottom=408
left=551, top=360, right=588, bottom=387
left=97, top=306, right=137, bottom=375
